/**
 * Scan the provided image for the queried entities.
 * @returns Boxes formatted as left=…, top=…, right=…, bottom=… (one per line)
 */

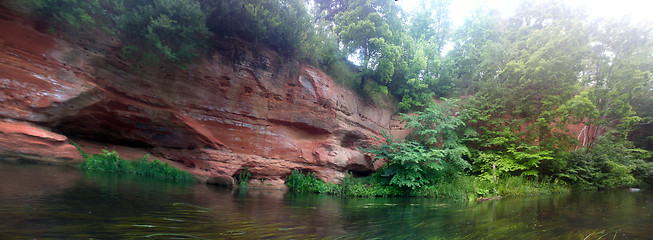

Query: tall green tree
left=462, top=1, right=590, bottom=149
left=574, top=19, right=653, bottom=147
left=407, top=0, right=451, bottom=52
left=394, top=0, right=454, bottom=110
left=456, top=1, right=593, bottom=178
left=334, top=0, right=405, bottom=88
left=448, top=8, right=506, bottom=97
left=501, top=1, right=590, bottom=122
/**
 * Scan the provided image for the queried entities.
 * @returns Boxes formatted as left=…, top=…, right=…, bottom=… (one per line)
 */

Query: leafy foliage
left=401, top=99, right=466, bottom=148
left=365, top=138, right=446, bottom=190
left=451, top=1, right=652, bottom=191
left=461, top=94, right=552, bottom=179
left=207, top=0, right=311, bottom=57
left=285, top=169, right=567, bottom=201
left=118, top=0, right=209, bottom=66
left=20, top=0, right=105, bottom=28
left=286, top=170, right=341, bottom=194
left=553, top=136, right=652, bottom=190
left=363, top=100, right=470, bottom=190
left=21, top=0, right=210, bottom=67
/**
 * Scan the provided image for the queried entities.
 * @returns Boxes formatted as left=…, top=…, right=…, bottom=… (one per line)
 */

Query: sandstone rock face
left=0, top=120, right=82, bottom=163
left=0, top=7, right=394, bottom=183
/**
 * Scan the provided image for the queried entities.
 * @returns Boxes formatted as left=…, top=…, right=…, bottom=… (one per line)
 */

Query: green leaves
left=335, top=0, right=404, bottom=87
left=285, top=170, right=340, bottom=194
left=362, top=100, right=470, bottom=190
left=78, top=150, right=195, bottom=184
left=225, top=0, right=310, bottom=56
left=555, top=144, right=638, bottom=190
left=121, top=0, right=209, bottom=66
left=23, top=0, right=104, bottom=28
left=378, top=141, right=443, bottom=189
left=24, top=0, right=210, bottom=67
left=473, top=144, right=552, bottom=180
left=401, top=98, right=465, bottom=147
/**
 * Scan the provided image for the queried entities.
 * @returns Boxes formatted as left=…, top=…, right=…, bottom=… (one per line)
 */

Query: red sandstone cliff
left=0, top=6, right=395, bottom=185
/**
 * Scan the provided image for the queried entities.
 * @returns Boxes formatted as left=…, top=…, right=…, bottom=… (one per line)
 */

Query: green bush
left=552, top=135, right=650, bottom=190
left=412, top=175, right=568, bottom=200
left=117, top=0, right=209, bottom=66
left=555, top=150, right=636, bottom=190
left=21, top=0, right=209, bottom=67
left=340, top=174, right=404, bottom=197
left=284, top=170, right=568, bottom=200
left=365, top=139, right=447, bottom=190
left=412, top=175, right=487, bottom=200
left=207, top=0, right=310, bottom=57
left=285, top=170, right=402, bottom=197
left=19, top=0, right=105, bottom=28
left=362, top=100, right=470, bottom=191
left=495, top=176, right=569, bottom=197
left=77, top=149, right=195, bottom=184
left=78, top=149, right=130, bottom=173
left=286, top=169, right=340, bottom=194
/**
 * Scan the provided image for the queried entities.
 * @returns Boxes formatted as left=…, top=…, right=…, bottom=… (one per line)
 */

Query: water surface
left=1, top=163, right=651, bottom=239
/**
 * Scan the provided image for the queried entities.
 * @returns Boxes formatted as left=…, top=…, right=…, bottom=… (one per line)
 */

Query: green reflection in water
left=1, top=162, right=652, bottom=239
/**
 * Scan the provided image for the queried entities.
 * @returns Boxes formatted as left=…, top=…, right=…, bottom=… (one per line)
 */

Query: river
left=0, top=162, right=651, bottom=239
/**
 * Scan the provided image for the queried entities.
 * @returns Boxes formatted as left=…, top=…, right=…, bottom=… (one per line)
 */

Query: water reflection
left=1, top=162, right=652, bottom=239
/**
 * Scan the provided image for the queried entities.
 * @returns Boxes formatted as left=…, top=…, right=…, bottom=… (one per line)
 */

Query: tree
left=576, top=18, right=653, bottom=147
left=407, top=0, right=451, bottom=53
left=313, top=0, right=349, bottom=23
left=500, top=1, right=590, bottom=122
left=394, top=0, right=454, bottom=110
left=118, top=0, right=210, bottom=66
left=453, top=1, right=591, bottom=149
left=448, top=8, right=506, bottom=97
left=204, top=0, right=311, bottom=57
left=334, top=0, right=405, bottom=87
left=461, top=93, right=553, bottom=179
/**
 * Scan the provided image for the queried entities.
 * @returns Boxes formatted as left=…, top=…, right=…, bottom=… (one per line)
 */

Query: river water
left=0, top=163, right=651, bottom=239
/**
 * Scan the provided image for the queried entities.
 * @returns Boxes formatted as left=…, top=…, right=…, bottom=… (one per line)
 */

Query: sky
left=396, top=0, right=653, bottom=27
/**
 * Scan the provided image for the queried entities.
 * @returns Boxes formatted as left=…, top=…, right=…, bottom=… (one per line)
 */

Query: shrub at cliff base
left=286, top=170, right=402, bottom=197
left=551, top=136, right=652, bottom=190
left=76, top=148, right=195, bottom=184
left=286, top=169, right=568, bottom=201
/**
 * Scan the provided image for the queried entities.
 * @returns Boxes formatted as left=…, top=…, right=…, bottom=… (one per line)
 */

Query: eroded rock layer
left=0, top=7, right=393, bottom=184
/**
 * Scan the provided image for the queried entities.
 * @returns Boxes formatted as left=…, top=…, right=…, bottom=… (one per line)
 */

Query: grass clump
left=77, top=148, right=195, bottom=184
left=495, top=176, right=569, bottom=197
left=286, top=170, right=340, bottom=194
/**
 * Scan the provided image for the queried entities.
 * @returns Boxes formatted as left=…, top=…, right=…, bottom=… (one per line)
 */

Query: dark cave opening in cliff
left=346, top=164, right=373, bottom=178
left=53, top=121, right=154, bottom=150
